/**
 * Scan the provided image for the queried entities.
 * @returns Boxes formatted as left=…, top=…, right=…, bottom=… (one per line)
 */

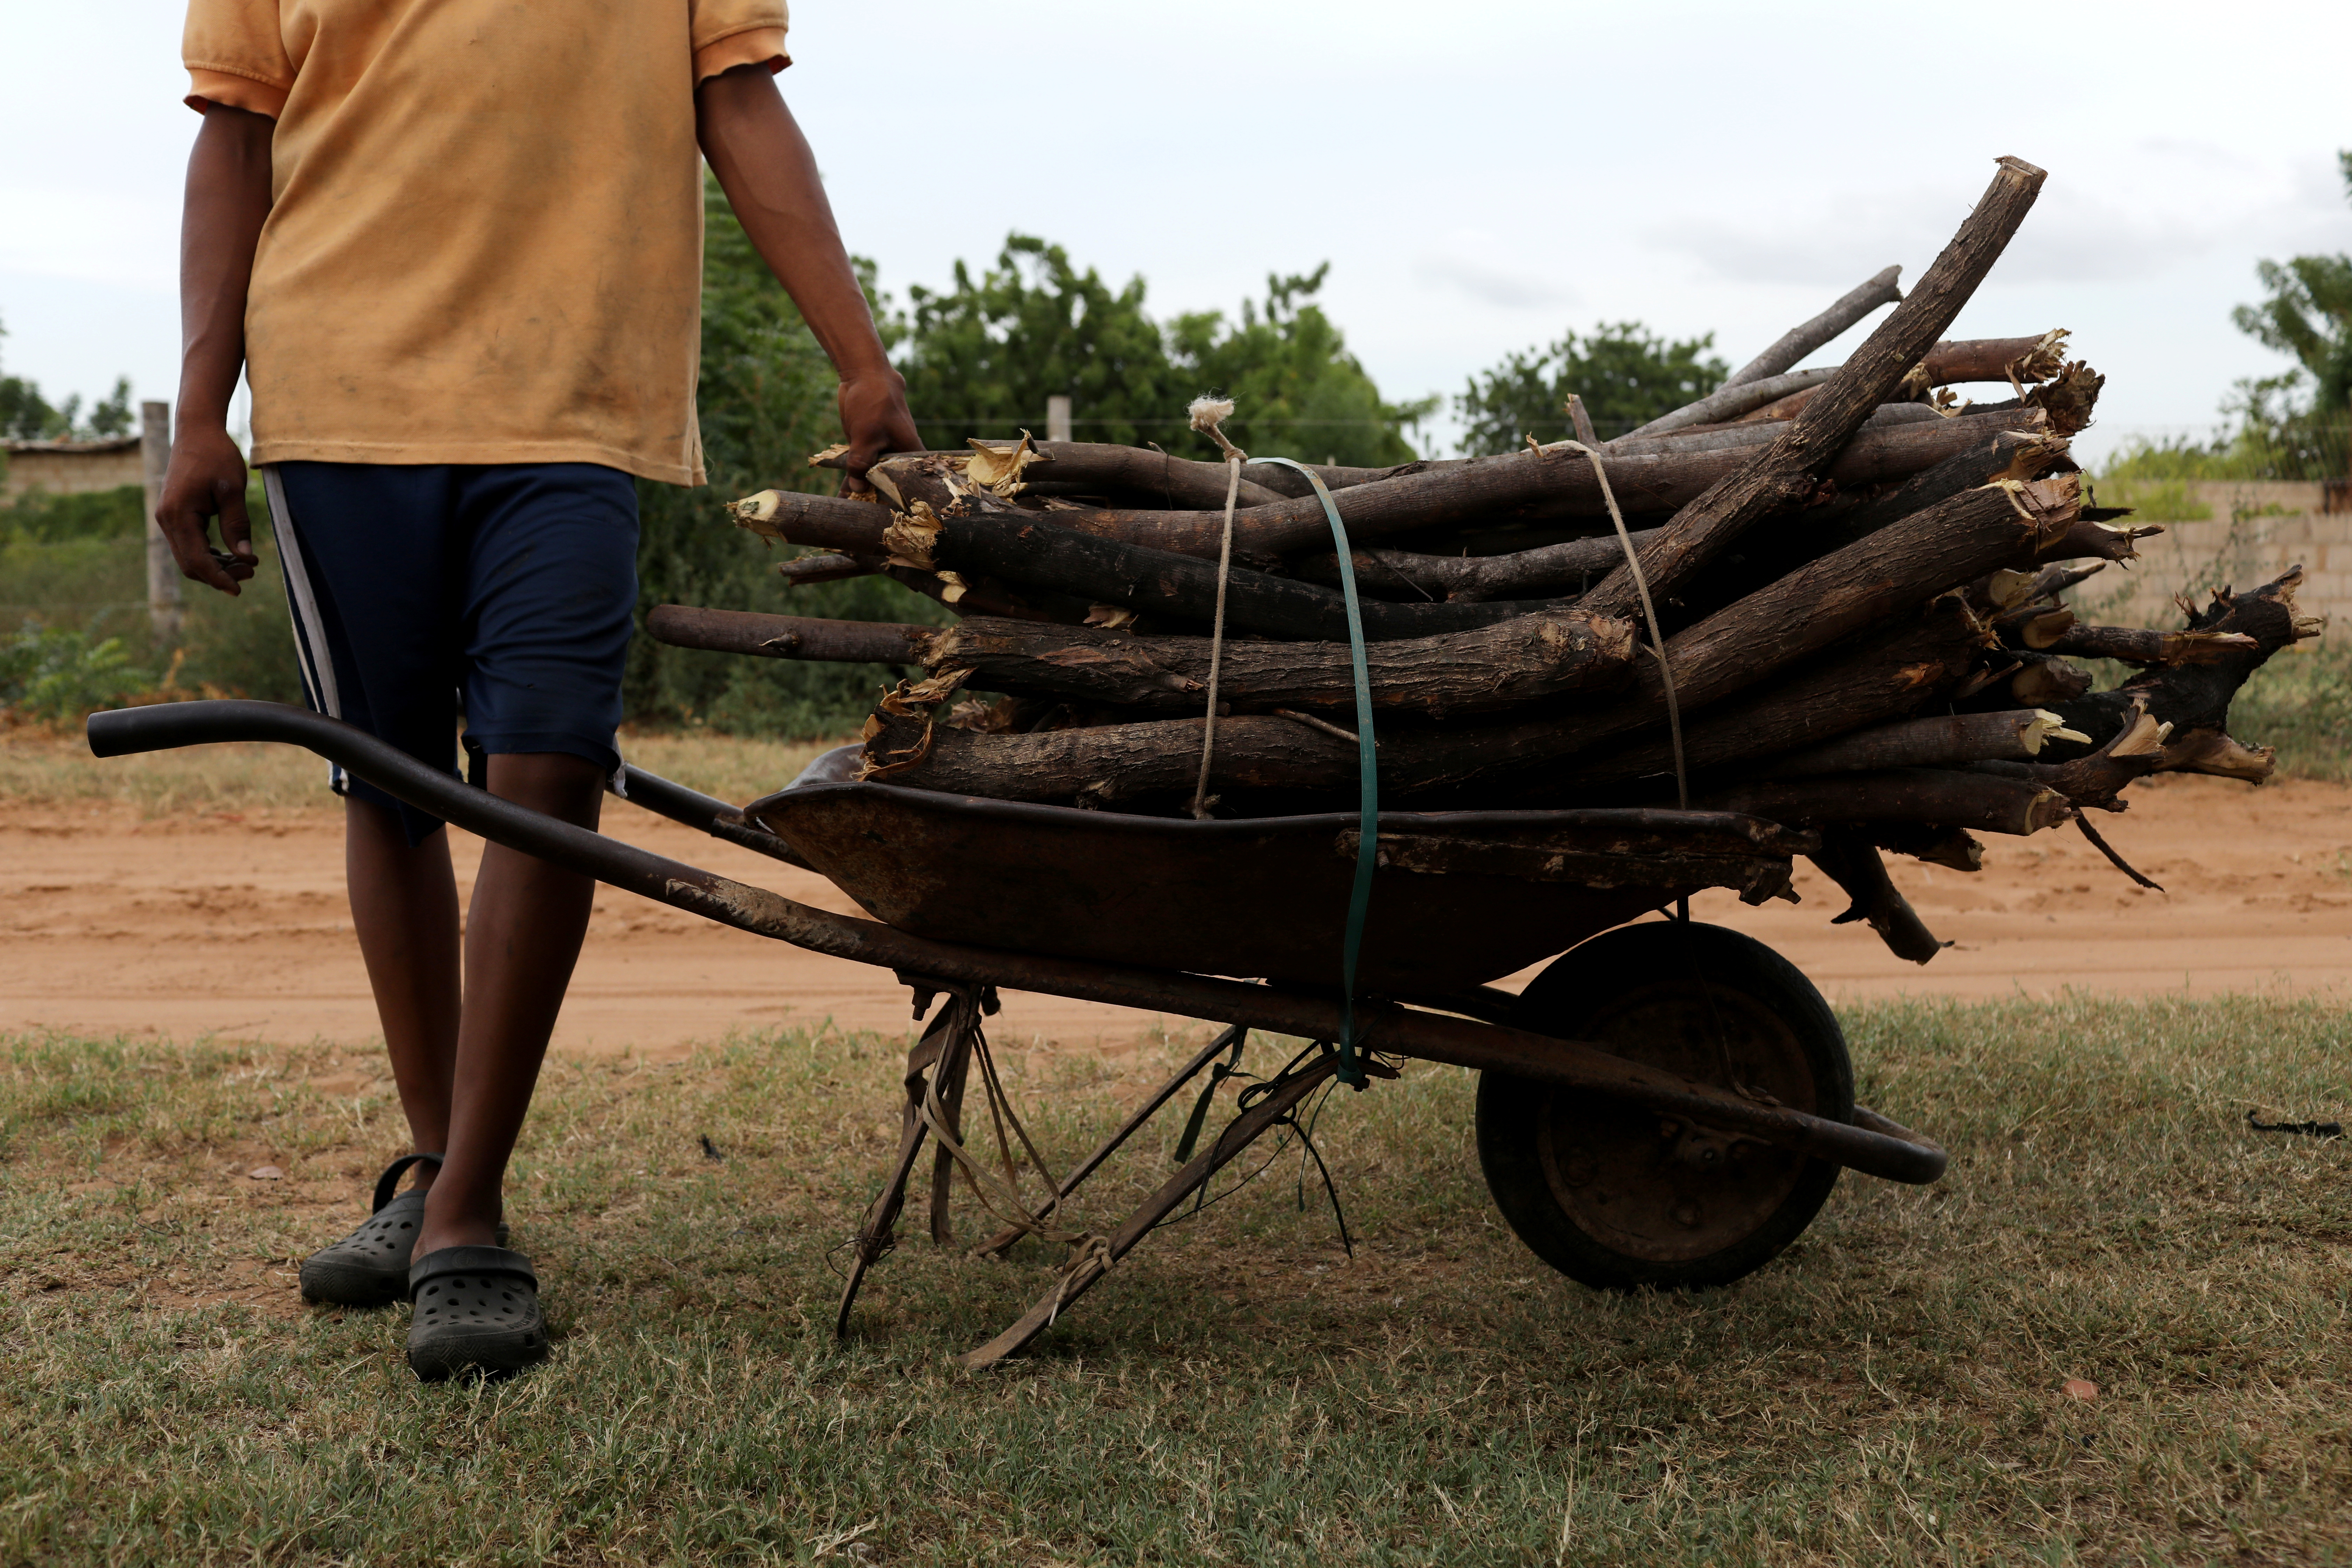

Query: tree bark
left=1289, top=536, right=1648, bottom=603
left=872, top=448, right=1292, bottom=513
left=1548, top=608, right=1988, bottom=793
left=645, top=604, right=930, bottom=664
left=1966, top=707, right=2172, bottom=808
left=1809, top=828, right=1945, bottom=963
left=2043, top=623, right=2261, bottom=666
left=1733, top=335, right=2073, bottom=424
left=1654, top=475, right=2077, bottom=716
left=737, top=410, right=2049, bottom=568
left=777, top=551, right=877, bottom=588
left=1922, top=331, right=2071, bottom=387
left=1870, top=822, right=1984, bottom=872
left=888, top=507, right=1581, bottom=643
left=921, top=612, right=1638, bottom=716
left=854, top=476, right=2077, bottom=808
left=1622, top=368, right=1840, bottom=439
left=2043, top=567, right=2322, bottom=763
left=1754, top=708, right=2073, bottom=778
left=1578, top=157, right=2049, bottom=625
left=1669, top=428, right=2072, bottom=623
left=2006, top=653, right=2093, bottom=707
left=1697, top=768, right=2073, bottom=836
left=1721, top=265, right=1905, bottom=390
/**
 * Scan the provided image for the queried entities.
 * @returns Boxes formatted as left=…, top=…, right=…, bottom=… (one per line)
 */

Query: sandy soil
left=5, top=771, right=2349, bottom=1056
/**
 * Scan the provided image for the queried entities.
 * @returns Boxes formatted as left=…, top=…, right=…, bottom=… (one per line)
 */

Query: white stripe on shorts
left=263, top=467, right=346, bottom=796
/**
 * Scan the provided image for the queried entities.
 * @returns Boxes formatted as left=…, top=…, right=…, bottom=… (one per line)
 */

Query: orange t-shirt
left=183, top=0, right=791, bottom=485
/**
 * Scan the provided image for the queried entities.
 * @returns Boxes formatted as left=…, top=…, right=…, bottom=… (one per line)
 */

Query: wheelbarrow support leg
left=835, top=983, right=986, bottom=1336
left=926, top=1014, right=975, bottom=1245
left=955, top=1048, right=1348, bottom=1371
left=970, top=1023, right=1249, bottom=1261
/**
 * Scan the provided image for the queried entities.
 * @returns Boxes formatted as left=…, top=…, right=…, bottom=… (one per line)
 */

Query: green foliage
left=0, top=481, right=304, bottom=715
left=626, top=178, right=946, bottom=738
left=1456, top=321, right=1727, bottom=456
left=172, top=486, right=305, bottom=706
left=2097, top=406, right=2351, bottom=486
left=0, top=482, right=146, bottom=544
left=2156, top=147, right=2352, bottom=484
left=0, top=620, right=150, bottom=722
left=896, top=235, right=1431, bottom=467
left=2232, top=642, right=2352, bottom=783
left=2231, top=151, right=2352, bottom=417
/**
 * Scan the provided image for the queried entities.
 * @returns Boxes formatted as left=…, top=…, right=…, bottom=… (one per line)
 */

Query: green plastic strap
left=1250, top=458, right=1374, bottom=1088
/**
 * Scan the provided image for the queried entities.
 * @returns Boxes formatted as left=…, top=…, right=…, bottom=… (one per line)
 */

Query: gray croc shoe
left=406, top=1245, right=548, bottom=1381
left=299, top=1154, right=506, bottom=1308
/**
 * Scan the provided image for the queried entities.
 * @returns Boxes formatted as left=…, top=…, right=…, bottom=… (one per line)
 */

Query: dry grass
left=0, top=725, right=845, bottom=817
left=1, top=994, right=2347, bottom=1565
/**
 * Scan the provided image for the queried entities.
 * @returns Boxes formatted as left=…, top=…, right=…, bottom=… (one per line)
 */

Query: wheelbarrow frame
left=86, top=699, right=1946, bottom=1365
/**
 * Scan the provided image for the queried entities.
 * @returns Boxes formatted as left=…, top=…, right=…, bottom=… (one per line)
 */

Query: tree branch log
left=1578, top=157, right=2049, bottom=625
left=1809, top=827, right=1945, bottom=963
left=1698, top=768, right=2073, bottom=836
left=921, top=612, right=1638, bottom=716
left=738, top=409, right=2050, bottom=567
left=645, top=605, right=931, bottom=663
left=1721, top=265, right=1905, bottom=390
left=2044, top=567, right=2323, bottom=766
left=1754, top=708, right=2076, bottom=778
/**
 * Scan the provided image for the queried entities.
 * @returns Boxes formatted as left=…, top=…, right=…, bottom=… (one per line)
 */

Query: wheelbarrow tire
left=1476, top=920, right=1853, bottom=1292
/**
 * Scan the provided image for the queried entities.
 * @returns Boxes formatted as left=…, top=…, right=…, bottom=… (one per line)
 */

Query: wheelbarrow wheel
left=1476, top=920, right=1853, bottom=1291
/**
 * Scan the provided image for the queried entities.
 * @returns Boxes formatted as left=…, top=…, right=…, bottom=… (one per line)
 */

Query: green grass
left=2, top=995, right=2347, bottom=1564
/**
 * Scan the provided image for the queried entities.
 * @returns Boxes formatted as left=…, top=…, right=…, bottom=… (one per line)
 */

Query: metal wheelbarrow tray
left=88, top=700, right=1947, bottom=1369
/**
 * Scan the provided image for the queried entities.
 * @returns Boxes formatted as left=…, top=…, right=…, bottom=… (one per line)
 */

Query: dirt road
left=5, top=773, right=2348, bottom=1054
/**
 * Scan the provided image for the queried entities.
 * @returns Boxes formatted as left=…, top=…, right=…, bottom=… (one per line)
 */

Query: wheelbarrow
left=87, top=699, right=1946, bottom=1369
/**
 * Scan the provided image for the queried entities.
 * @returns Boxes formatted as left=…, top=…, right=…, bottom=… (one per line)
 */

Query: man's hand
left=157, top=422, right=258, bottom=595
left=837, top=367, right=920, bottom=497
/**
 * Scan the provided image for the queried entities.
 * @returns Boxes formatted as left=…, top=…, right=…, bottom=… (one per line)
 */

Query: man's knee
left=482, top=751, right=608, bottom=826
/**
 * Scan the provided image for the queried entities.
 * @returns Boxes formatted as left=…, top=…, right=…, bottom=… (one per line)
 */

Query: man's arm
left=696, top=65, right=919, bottom=492
left=160, top=104, right=274, bottom=595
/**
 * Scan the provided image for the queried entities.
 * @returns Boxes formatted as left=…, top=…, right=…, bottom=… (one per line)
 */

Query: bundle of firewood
left=651, top=157, right=2325, bottom=962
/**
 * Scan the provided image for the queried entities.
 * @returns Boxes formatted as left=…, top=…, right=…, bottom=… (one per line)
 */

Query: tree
left=2232, top=151, right=2352, bottom=429
left=896, top=236, right=1432, bottom=467
left=1455, top=322, right=1726, bottom=457
left=1167, top=266, right=1436, bottom=467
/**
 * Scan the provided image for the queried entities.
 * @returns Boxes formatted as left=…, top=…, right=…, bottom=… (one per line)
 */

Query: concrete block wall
left=1, top=439, right=146, bottom=502
left=2078, top=481, right=2347, bottom=647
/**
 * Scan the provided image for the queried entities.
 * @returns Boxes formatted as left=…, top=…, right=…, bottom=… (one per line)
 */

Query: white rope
left=1563, top=439, right=1688, bottom=811
left=1188, top=397, right=1247, bottom=820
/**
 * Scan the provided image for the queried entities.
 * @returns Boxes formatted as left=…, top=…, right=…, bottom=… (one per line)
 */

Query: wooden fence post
left=140, top=400, right=181, bottom=641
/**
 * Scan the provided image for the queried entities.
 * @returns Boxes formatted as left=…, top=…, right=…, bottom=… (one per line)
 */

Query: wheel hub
left=1535, top=979, right=1820, bottom=1264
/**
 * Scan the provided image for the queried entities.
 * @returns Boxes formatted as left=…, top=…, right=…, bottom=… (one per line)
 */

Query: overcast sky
left=3, top=0, right=2346, bottom=463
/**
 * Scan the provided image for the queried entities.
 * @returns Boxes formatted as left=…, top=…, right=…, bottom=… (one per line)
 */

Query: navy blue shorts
left=265, top=461, right=639, bottom=845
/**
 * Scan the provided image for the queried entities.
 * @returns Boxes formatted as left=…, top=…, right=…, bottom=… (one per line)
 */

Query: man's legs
left=344, top=799, right=461, bottom=1176
left=413, top=751, right=606, bottom=1254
